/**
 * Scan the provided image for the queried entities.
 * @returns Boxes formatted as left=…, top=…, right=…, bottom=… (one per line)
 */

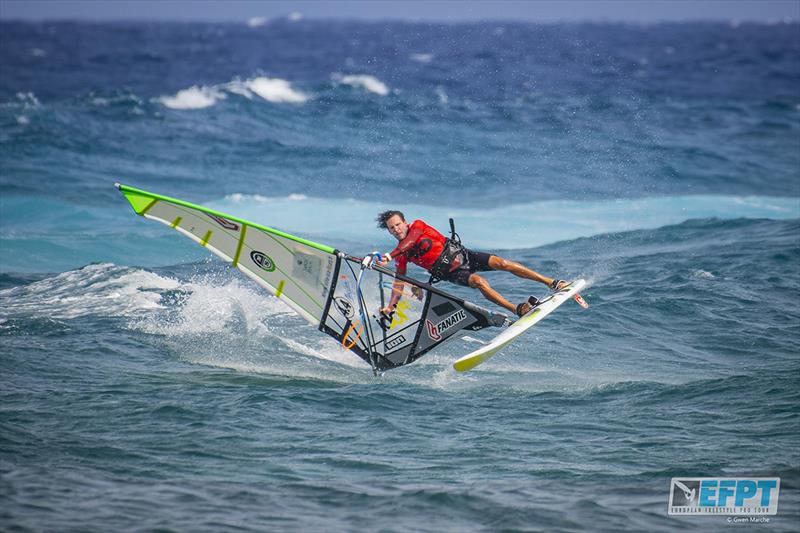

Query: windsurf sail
left=116, top=183, right=506, bottom=373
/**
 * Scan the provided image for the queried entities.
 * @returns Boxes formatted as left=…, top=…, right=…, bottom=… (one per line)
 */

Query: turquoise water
left=1, top=19, right=799, bottom=531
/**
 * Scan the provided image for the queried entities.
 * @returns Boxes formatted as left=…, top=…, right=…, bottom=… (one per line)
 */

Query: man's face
left=386, top=214, right=409, bottom=241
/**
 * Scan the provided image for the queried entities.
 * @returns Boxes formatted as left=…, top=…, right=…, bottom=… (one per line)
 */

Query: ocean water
left=1, top=19, right=799, bottom=532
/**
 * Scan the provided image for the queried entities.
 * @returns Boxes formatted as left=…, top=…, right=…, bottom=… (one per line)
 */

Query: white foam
left=158, top=85, right=225, bottom=109
left=132, top=274, right=290, bottom=336
left=222, top=77, right=308, bottom=103
left=247, top=16, right=268, bottom=28
left=288, top=12, right=303, bottom=22
left=31, top=48, right=47, bottom=57
left=335, top=74, right=390, bottom=96
left=90, top=93, right=142, bottom=107
left=121, top=270, right=372, bottom=379
left=16, top=115, right=29, bottom=125
left=16, top=92, right=40, bottom=108
left=282, top=337, right=366, bottom=369
left=245, top=77, right=309, bottom=103
left=435, top=86, right=449, bottom=104
left=184, top=355, right=366, bottom=384
left=223, top=80, right=254, bottom=99
left=410, top=53, right=433, bottom=64
left=226, top=192, right=308, bottom=203
left=0, top=263, right=180, bottom=320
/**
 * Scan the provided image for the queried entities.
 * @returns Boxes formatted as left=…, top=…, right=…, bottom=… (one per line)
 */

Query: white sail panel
left=117, top=184, right=337, bottom=324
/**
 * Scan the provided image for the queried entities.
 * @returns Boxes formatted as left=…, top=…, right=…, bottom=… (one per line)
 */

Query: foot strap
left=516, top=296, right=541, bottom=317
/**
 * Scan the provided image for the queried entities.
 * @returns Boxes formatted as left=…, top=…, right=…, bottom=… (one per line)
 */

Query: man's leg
left=487, top=255, right=564, bottom=289
left=467, top=273, right=518, bottom=314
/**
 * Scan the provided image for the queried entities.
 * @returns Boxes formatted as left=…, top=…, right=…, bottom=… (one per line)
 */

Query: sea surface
left=1, top=18, right=799, bottom=532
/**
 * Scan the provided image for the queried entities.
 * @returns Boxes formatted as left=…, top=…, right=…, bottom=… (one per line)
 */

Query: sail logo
left=425, top=309, right=467, bottom=341
left=250, top=251, right=276, bottom=272
left=206, top=214, right=239, bottom=231
left=334, top=297, right=355, bottom=319
left=385, top=335, right=406, bottom=350
left=668, top=478, right=780, bottom=516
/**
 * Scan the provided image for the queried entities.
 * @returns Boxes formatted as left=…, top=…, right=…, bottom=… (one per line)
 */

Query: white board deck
left=452, top=279, right=587, bottom=372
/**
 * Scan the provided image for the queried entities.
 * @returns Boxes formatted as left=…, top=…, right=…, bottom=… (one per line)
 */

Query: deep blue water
left=1, top=19, right=799, bottom=531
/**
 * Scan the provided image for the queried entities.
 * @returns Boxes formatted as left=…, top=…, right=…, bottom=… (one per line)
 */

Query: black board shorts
left=441, top=249, right=493, bottom=286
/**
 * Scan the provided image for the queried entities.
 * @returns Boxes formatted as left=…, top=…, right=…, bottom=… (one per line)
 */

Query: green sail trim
left=121, top=191, right=158, bottom=215
left=232, top=225, right=248, bottom=267
left=115, top=182, right=336, bottom=254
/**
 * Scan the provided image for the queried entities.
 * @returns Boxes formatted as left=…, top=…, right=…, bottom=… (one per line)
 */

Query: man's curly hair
left=376, top=210, right=405, bottom=229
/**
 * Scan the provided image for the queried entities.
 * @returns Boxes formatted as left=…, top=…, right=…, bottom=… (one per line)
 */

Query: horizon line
left=2, top=15, right=798, bottom=25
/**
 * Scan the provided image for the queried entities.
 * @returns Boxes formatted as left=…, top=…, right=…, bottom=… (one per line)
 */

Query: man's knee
left=488, top=255, right=509, bottom=270
left=468, top=274, right=489, bottom=289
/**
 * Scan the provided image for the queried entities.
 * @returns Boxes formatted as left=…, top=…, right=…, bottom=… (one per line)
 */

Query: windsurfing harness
left=427, top=218, right=466, bottom=283
left=115, top=183, right=506, bottom=373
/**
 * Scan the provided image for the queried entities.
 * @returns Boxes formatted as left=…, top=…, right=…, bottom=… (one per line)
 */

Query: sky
left=1, top=0, right=798, bottom=23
